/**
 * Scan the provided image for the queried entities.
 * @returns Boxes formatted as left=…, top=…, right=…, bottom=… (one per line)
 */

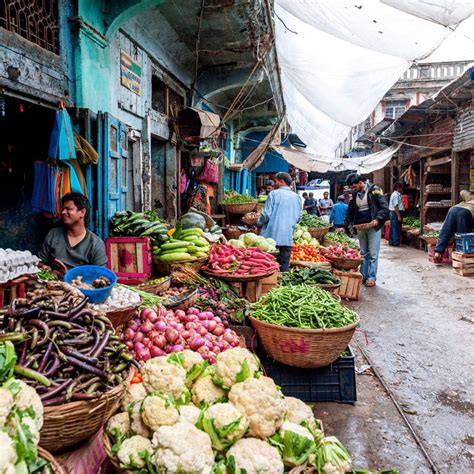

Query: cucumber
left=183, top=235, right=199, bottom=241
left=158, top=252, right=193, bottom=262
left=193, top=239, right=209, bottom=247
left=161, top=241, right=189, bottom=250
left=194, top=251, right=207, bottom=258
left=186, top=246, right=200, bottom=254
left=160, top=248, right=190, bottom=256
left=180, top=227, right=203, bottom=236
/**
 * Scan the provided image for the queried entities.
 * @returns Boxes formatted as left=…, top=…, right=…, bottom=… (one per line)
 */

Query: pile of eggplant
left=0, top=281, right=135, bottom=406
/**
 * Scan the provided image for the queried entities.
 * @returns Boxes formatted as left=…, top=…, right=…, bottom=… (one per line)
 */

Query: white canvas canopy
left=274, top=0, right=474, bottom=170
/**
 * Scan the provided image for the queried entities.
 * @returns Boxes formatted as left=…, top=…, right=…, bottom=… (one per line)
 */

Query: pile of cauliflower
left=106, top=347, right=352, bottom=473
left=0, top=378, right=44, bottom=473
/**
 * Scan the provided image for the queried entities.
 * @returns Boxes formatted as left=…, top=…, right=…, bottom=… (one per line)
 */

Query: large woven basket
left=38, top=447, right=65, bottom=474
left=137, top=277, right=172, bottom=295
left=102, top=430, right=129, bottom=474
left=241, top=213, right=260, bottom=226
left=256, top=203, right=265, bottom=212
left=327, top=256, right=362, bottom=270
left=222, top=202, right=257, bottom=215
left=222, top=226, right=242, bottom=240
left=422, top=235, right=439, bottom=245
left=106, top=304, right=140, bottom=328
left=154, top=257, right=208, bottom=275
left=352, top=222, right=376, bottom=231
left=308, top=226, right=331, bottom=239
left=249, top=315, right=359, bottom=368
left=314, top=282, right=342, bottom=292
left=40, top=371, right=131, bottom=453
left=163, top=288, right=199, bottom=310
left=290, top=260, right=332, bottom=271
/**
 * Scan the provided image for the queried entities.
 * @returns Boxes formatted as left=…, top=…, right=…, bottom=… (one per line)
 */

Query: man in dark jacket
left=343, top=174, right=389, bottom=287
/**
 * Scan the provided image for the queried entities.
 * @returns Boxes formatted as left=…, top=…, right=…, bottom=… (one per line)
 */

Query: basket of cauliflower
left=0, top=342, right=64, bottom=474
left=103, top=347, right=353, bottom=473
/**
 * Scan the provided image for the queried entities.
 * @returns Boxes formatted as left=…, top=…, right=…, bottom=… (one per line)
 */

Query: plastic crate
left=455, top=233, right=474, bottom=254
left=259, top=346, right=357, bottom=404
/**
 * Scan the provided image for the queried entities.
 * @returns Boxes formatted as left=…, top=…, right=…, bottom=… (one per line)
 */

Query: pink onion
left=168, top=321, right=178, bottom=329
left=124, top=328, right=135, bottom=340
left=150, top=346, right=165, bottom=357
left=143, top=337, right=151, bottom=347
left=201, top=311, right=214, bottom=320
left=181, top=330, right=190, bottom=340
left=197, top=346, right=209, bottom=355
left=134, top=341, right=145, bottom=352
left=187, top=314, right=198, bottom=322
left=185, top=322, right=198, bottom=331
left=137, top=347, right=151, bottom=361
left=198, top=326, right=207, bottom=337
left=189, top=337, right=205, bottom=350
left=213, top=346, right=221, bottom=354
left=207, top=320, right=217, bottom=332
left=125, top=340, right=134, bottom=349
left=223, top=332, right=236, bottom=344
left=187, top=307, right=200, bottom=315
left=214, top=341, right=225, bottom=351
left=175, top=309, right=186, bottom=321
left=154, top=320, right=167, bottom=332
left=165, top=327, right=179, bottom=344
left=129, top=321, right=139, bottom=331
left=221, top=341, right=230, bottom=350
left=152, top=334, right=167, bottom=349
left=140, top=321, right=154, bottom=333
left=134, top=331, right=144, bottom=342
left=208, top=355, right=216, bottom=364
left=176, top=323, right=184, bottom=331
left=213, top=325, right=225, bottom=336
left=171, top=344, right=184, bottom=352
left=214, top=316, right=222, bottom=324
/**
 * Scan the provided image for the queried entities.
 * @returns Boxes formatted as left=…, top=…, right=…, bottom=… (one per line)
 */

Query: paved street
left=319, top=242, right=474, bottom=473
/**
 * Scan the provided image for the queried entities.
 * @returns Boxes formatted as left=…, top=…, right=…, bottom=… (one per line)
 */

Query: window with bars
left=1, top=0, right=59, bottom=55
left=384, top=100, right=406, bottom=119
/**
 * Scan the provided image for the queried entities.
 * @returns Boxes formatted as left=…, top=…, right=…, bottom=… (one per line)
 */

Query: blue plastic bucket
left=64, top=265, right=117, bottom=303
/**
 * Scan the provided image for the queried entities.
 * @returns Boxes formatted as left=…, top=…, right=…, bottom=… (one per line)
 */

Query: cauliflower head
left=0, top=431, right=17, bottom=472
left=129, top=402, right=150, bottom=438
left=11, top=380, right=43, bottom=430
left=202, top=402, right=248, bottom=450
left=141, top=395, right=179, bottom=431
left=192, top=375, right=226, bottom=408
left=117, top=435, right=152, bottom=469
left=152, top=421, right=214, bottom=474
left=276, top=422, right=316, bottom=467
left=106, top=412, right=130, bottom=438
left=226, top=438, right=284, bottom=474
left=141, top=357, right=186, bottom=398
left=228, top=376, right=285, bottom=439
left=0, top=388, right=14, bottom=427
left=178, top=405, right=201, bottom=425
left=284, top=396, right=317, bottom=430
left=172, top=350, right=207, bottom=386
left=213, top=348, right=260, bottom=389
left=121, top=383, right=147, bottom=411
left=178, top=349, right=204, bottom=372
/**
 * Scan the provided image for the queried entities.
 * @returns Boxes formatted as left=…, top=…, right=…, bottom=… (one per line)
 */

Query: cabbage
left=266, top=238, right=276, bottom=247
left=179, top=212, right=206, bottom=230
left=270, top=422, right=316, bottom=467
left=242, top=232, right=259, bottom=246
left=302, top=231, right=312, bottom=241
left=254, top=237, right=270, bottom=251
left=229, top=239, right=245, bottom=248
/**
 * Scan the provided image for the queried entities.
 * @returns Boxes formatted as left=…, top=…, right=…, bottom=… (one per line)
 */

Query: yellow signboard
left=120, top=51, right=141, bottom=96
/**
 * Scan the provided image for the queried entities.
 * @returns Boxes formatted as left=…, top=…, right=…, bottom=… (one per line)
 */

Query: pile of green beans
left=251, top=285, right=358, bottom=329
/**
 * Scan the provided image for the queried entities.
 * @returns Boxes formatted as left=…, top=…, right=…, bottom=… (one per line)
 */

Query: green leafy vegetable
left=0, top=341, right=17, bottom=383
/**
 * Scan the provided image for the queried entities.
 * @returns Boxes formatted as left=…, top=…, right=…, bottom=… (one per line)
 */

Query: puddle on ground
left=436, top=390, right=474, bottom=416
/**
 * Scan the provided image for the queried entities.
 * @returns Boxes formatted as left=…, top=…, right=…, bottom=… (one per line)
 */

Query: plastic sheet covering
left=275, top=0, right=474, bottom=158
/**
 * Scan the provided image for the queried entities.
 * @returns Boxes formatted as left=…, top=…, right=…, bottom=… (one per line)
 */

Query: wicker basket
left=249, top=315, right=359, bottom=368
left=40, top=371, right=131, bottom=453
left=137, top=277, right=172, bottom=295
left=222, top=202, right=257, bottom=215
left=222, top=226, right=242, bottom=240
left=256, top=203, right=265, bottom=212
left=314, top=282, right=342, bottom=292
left=154, top=257, right=207, bottom=275
left=327, top=256, right=362, bottom=270
left=106, top=304, right=140, bottom=328
left=241, top=213, right=260, bottom=226
left=308, top=226, right=331, bottom=239
left=422, top=235, right=439, bottom=245
left=38, top=447, right=65, bottom=474
left=290, top=260, right=332, bottom=271
left=352, top=222, right=375, bottom=231
left=102, top=430, right=130, bottom=474
left=163, top=288, right=199, bottom=310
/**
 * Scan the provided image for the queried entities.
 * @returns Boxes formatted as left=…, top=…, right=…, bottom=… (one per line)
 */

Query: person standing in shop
left=257, top=172, right=302, bottom=272
left=388, top=183, right=405, bottom=246
left=343, top=174, right=389, bottom=287
left=318, top=191, right=334, bottom=222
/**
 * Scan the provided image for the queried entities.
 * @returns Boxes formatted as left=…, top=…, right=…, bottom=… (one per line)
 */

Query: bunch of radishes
left=120, top=305, right=241, bottom=363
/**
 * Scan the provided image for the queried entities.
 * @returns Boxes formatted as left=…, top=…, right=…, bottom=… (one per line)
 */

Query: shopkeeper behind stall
left=434, top=190, right=474, bottom=262
left=39, top=193, right=107, bottom=275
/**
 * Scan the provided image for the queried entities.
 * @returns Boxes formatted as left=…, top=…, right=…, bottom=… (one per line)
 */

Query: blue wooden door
left=99, top=113, right=129, bottom=237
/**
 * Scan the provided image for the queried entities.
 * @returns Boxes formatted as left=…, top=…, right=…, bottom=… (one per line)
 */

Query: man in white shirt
left=388, top=183, right=404, bottom=246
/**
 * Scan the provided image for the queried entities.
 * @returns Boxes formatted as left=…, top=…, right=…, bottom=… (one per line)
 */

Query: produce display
left=320, top=245, right=362, bottom=260
left=293, top=224, right=320, bottom=248
left=71, top=274, right=111, bottom=289
left=403, top=216, right=421, bottom=228
left=136, top=276, right=170, bottom=290
left=118, top=284, right=163, bottom=309
left=252, top=285, right=358, bottom=329
left=324, top=232, right=359, bottom=249
left=0, top=249, right=40, bottom=284
left=0, top=341, right=51, bottom=473
left=228, top=232, right=277, bottom=252
left=222, top=193, right=257, bottom=205
left=120, top=305, right=240, bottom=363
left=204, top=245, right=279, bottom=276
left=291, top=244, right=329, bottom=263
left=92, top=285, right=142, bottom=312
left=280, top=267, right=341, bottom=286
left=0, top=281, right=134, bottom=405
left=153, top=227, right=210, bottom=264
left=300, top=212, right=330, bottom=228
left=110, top=211, right=169, bottom=242
left=424, top=231, right=440, bottom=238
left=105, top=348, right=352, bottom=473
left=37, top=268, right=58, bottom=281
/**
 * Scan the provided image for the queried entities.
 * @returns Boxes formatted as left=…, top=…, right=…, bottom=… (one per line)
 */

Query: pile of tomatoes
left=291, top=244, right=329, bottom=262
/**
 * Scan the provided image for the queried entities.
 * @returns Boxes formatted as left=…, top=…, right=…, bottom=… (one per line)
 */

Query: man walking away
left=389, top=183, right=404, bottom=246
left=318, top=191, right=334, bottom=222
left=344, top=174, right=389, bottom=287
left=330, top=196, right=348, bottom=230
left=257, top=172, right=302, bottom=272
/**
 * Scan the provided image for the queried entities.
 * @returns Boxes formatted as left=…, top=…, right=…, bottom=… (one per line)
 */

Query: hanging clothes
left=74, top=132, right=99, bottom=165
left=187, top=184, right=209, bottom=214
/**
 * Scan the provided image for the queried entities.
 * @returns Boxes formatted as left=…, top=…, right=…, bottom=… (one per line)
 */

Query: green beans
left=251, top=285, right=358, bottom=329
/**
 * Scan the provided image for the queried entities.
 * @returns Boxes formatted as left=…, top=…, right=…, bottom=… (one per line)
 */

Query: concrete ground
left=318, top=242, right=474, bottom=473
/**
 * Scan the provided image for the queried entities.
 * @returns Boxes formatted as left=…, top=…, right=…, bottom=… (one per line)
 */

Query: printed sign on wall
left=120, top=50, right=141, bottom=96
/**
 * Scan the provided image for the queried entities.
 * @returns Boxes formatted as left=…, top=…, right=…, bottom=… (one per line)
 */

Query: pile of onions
left=120, top=306, right=241, bottom=363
